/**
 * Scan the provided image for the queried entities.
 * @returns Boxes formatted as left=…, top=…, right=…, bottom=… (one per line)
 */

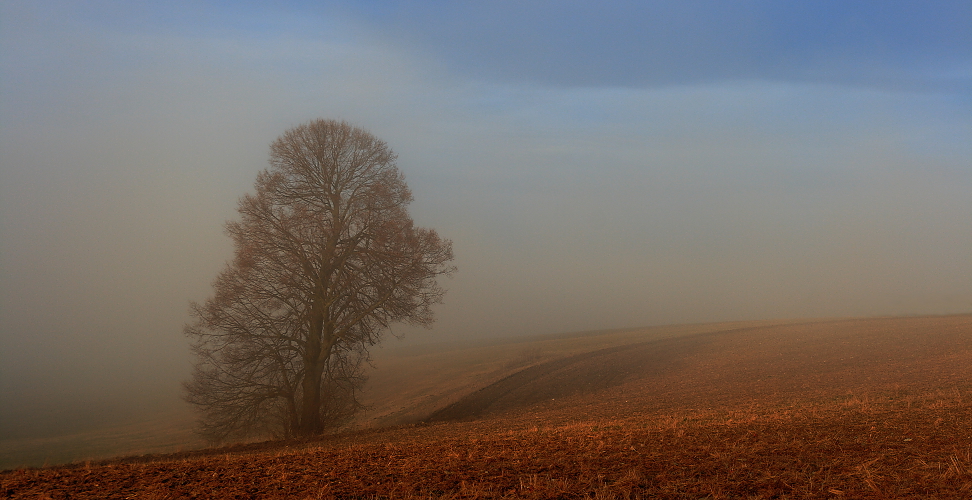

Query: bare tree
left=184, top=119, right=455, bottom=443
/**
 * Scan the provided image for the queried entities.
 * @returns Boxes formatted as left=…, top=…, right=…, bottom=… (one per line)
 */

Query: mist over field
left=1, top=0, right=970, bottom=452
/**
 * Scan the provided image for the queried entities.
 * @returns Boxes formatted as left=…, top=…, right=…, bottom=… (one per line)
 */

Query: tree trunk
left=298, top=314, right=327, bottom=436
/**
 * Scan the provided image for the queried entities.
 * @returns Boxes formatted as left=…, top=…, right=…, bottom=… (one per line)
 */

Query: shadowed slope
left=427, top=315, right=972, bottom=422
left=425, top=335, right=711, bottom=422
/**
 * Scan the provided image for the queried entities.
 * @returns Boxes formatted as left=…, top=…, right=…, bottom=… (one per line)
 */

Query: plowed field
left=4, top=315, right=972, bottom=499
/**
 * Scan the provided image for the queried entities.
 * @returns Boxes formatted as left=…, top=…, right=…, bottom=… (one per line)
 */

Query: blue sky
left=1, top=1, right=970, bottom=438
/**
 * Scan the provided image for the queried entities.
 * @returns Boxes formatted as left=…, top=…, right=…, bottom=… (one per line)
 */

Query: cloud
left=336, top=0, right=972, bottom=91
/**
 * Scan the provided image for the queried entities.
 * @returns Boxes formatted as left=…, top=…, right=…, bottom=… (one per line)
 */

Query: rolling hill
left=4, top=315, right=972, bottom=498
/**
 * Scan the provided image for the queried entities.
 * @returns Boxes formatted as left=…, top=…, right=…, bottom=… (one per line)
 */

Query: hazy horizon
left=2, top=0, right=970, bottom=444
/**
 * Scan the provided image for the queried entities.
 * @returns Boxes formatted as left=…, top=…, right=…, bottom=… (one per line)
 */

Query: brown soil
left=4, top=315, right=972, bottom=499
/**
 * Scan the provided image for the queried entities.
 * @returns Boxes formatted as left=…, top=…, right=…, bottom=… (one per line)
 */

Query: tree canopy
left=185, top=119, right=455, bottom=442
